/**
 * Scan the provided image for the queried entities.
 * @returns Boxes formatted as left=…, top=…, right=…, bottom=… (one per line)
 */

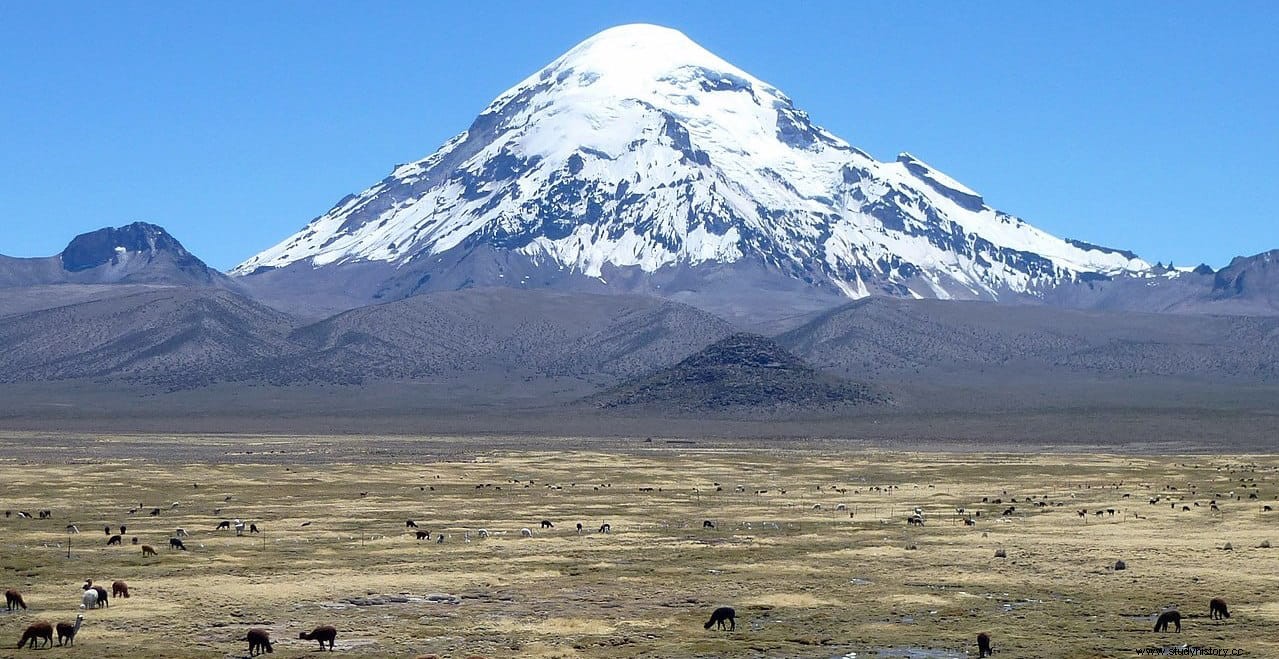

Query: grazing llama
left=1154, top=610, right=1182, bottom=633
left=299, top=625, right=337, bottom=651
left=16, top=622, right=53, bottom=649
left=247, top=628, right=274, bottom=655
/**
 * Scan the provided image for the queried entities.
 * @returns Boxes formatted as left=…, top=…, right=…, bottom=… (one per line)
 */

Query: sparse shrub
left=1114, top=560, right=1127, bottom=571
left=994, top=549, right=1007, bottom=558
left=1260, top=539, right=1272, bottom=548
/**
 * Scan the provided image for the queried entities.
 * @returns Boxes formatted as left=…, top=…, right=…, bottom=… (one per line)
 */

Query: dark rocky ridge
left=589, top=333, right=884, bottom=414
left=0, top=222, right=233, bottom=289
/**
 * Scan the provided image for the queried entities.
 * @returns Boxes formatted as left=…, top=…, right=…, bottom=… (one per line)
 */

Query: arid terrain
left=2, top=435, right=1277, bottom=658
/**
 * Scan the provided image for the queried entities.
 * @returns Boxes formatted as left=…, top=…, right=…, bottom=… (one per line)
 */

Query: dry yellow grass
left=0, top=443, right=1277, bottom=658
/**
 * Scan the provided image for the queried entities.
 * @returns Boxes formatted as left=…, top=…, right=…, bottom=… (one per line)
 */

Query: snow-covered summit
left=234, top=24, right=1150, bottom=303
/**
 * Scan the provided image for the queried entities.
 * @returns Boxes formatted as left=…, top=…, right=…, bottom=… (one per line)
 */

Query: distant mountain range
left=1, top=24, right=1277, bottom=422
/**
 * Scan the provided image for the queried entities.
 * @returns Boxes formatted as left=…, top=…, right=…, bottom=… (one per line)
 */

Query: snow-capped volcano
left=234, top=24, right=1148, bottom=309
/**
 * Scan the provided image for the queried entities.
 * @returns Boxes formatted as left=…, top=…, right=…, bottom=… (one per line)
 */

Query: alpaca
left=521, top=528, right=533, bottom=538
left=92, top=585, right=108, bottom=607
left=170, top=537, right=187, bottom=550
left=175, top=527, right=188, bottom=537
left=576, top=523, right=583, bottom=534
left=247, top=628, right=274, bottom=655
left=16, top=622, right=53, bottom=649
left=704, top=606, right=736, bottom=630
left=415, top=531, right=430, bottom=540
left=1154, top=610, right=1182, bottom=632
left=104, top=525, right=111, bottom=535
left=977, top=632, right=992, bottom=657
left=119, top=524, right=126, bottom=534
left=56, top=614, right=83, bottom=646
left=5, top=589, right=27, bottom=611
left=908, top=515, right=924, bottom=526
left=406, top=520, right=418, bottom=528
left=703, top=520, right=715, bottom=528
left=1210, top=598, right=1230, bottom=620
left=477, top=529, right=489, bottom=538
left=299, top=625, right=337, bottom=651
left=235, top=519, right=246, bottom=536
left=249, top=523, right=259, bottom=534
left=66, top=524, right=79, bottom=534
left=216, top=520, right=231, bottom=530
left=107, top=534, right=122, bottom=546
left=112, top=580, right=130, bottom=598
left=81, top=588, right=98, bottom=609
left=141, top=545, right=157, bottom=557
left=598, top=523, right=611, bottom=534
left=541, top=520, right=554, bottom=529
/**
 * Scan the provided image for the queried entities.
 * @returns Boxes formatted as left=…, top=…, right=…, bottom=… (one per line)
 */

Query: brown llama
left=141, top=545, right=157, bottom=557
left=56, top=614, right=83, bottom=647
left=1210, top=598, right=1230, bottom=620
left=247, top=628, right=273, bottom=655
left=299, top=625, right=337, bottom=651
left=112, top=580, right=130, bottom=598
left=977, top=632, right=992, bottom=657
left=5, top=589, right=27, bottom=611
left=16, top=622, right=53, bottom=649
left=704, top=606, right=736, bottom=630
left=1154, top=610, right=1181, bottom=632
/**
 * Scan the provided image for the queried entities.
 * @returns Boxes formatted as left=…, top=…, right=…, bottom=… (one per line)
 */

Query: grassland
left=1, top=437, right=1277, bottom=658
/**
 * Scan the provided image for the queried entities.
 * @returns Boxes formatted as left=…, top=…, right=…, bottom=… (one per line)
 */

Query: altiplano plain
left=2, top=436, right=1277, bottom=658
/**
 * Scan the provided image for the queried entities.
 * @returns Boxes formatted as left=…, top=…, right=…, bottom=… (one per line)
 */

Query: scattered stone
left=343, top=595, right=410, bottom=606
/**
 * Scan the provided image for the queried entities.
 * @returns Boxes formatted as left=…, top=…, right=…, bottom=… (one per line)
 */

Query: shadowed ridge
left=587, top=332, right=884, bottom=414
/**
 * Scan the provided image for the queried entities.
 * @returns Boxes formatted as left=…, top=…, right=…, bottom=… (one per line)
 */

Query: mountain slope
left=265, top=287, right=737, bottom=384
left=779, top=297, right=1279, bottom=382
left=0, top=288, right=296, bottom=387
left=0, top=222, right=233, bottom=289
left=234, top=24, right=1149, bottom=318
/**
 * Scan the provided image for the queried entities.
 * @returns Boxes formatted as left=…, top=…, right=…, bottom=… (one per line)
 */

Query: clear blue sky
left=2, top=1, right=1275, bottom=270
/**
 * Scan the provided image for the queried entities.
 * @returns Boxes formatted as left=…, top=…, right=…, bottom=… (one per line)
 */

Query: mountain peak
left=1, top=221, right=233, bottom=289
left=550, top=23, right=748, bottom=86
left=61, top=222, right=190, bottom=272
